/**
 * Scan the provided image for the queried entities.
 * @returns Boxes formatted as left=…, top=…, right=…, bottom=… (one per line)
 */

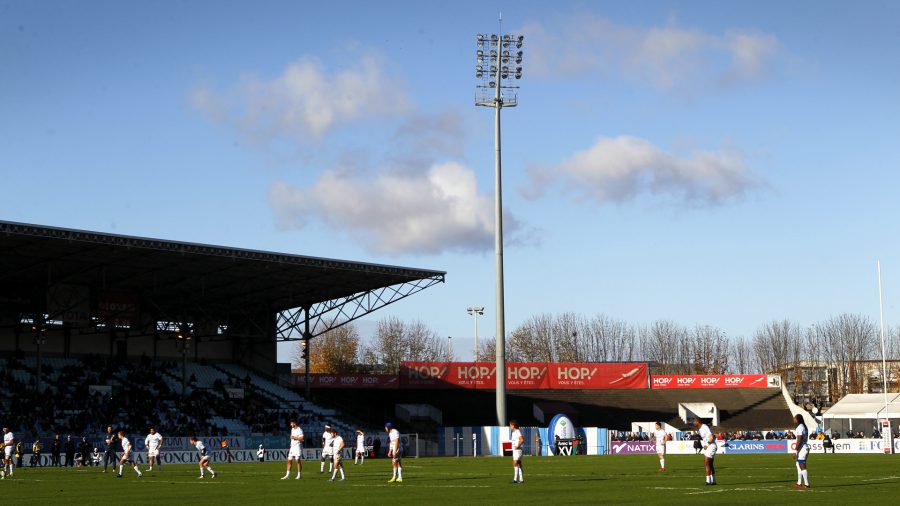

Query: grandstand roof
left=0, top=220, right=445, bottom=330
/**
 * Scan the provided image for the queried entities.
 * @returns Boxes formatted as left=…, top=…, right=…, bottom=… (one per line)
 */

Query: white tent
left=823, top=393, right=900, bottom=435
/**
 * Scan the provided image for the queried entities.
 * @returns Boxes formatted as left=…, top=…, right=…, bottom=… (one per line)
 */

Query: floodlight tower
left=475, top=15, right=523, bottom=427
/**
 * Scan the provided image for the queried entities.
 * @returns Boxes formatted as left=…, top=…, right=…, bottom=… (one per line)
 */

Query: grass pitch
left=3, top=453, right=899, bottom=504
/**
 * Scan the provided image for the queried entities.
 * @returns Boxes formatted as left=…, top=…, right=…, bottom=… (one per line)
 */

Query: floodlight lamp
left=503, top=34, right=511, bottom=40
left=489, top=81, right=496, bottom=88
left=503, top=41, right=509, bottom=48
left=491, top=34, right=498, bottom=41
left=503, top=50, right=509, bottom=57
left=502, top=65, right=509, bottom=72
left=490, top=49, right=497, bottom=56
left=516, top=66, right=522, bottom=72
left=515, top=57, right=522, bottom=64
left=477, top=49, right=483, bottom=56
left=476, top=65, right=483, bottom=71
left=515, top=73, right=522, bottom=79
left=518, top=35, right=524, bottom=42
left=501, top=74, right=508, bottom=80
left=490, top=66, right=498, bottom=72
left=517, top=51, right=523, bottom=57
left=476, top=72, right=483, bottom=78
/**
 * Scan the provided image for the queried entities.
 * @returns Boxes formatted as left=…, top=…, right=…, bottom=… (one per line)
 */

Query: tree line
left=294, top=312, right=900, bottom=401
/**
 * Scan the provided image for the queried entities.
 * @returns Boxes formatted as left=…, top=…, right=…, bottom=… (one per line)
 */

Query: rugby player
left=144, top=427, right=163, bottom=471
left=692, top=418, right=716, bottom=486
left=328, top=428, right=345, bottom=482
left=319, top=425, right=334, bottom=474
left=1, top=427, right=14, bottom=478
left=385, top=422, right=403, bottom=483
left=190, top=436, right=217, bottom=479
left=354, top=429, right=365, bottom=465
left=282, top=420, right=304, bottom=480
left=653, top=422, right=667, bottom=472
left=116, top=431, right=143, bottom=478
left=510, top=420, right=524, bottom=484
left=793, top=414, right=811, bottom=488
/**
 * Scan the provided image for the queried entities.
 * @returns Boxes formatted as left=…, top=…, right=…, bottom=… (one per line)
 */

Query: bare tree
left=752, top=319, right=801, bottom=374
left=730, top=336, right=754, bottom=374
left=361, top=317, right=448, bottom=372
left=690, top=325, right=729, bottom=374
left=584, top=315, right=637, bottom=362
left=820, top=314, right=877, bottom=395
left=639, top=320, right=691, bottom=374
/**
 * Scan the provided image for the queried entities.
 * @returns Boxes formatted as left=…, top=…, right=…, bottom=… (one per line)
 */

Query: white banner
left=665, top=440, right=727, bottom=455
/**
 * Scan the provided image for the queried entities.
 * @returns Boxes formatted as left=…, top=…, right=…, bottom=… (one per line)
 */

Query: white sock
left=331, top=469, right=337, bottom=479
left=339, top=468, right=344, bottom=479
left=361, top=455, right=364, bottom=464
left=134, top=467, right=142, bottom=476
left=329, top=463, right=333, bottom=472
left=200, top=468, right=205, bottom=476
left=397, top=468, right=402, bottom=479
left=796, top=463, right=802, bottom=484
left=392, top=468, right=397, bottom=478
left=801, top=469, right=809, bottom=486
left=118, top=464, right=123, bottom=475
left=660, top=458, right=665, bottom=469
left=706, top=475, right=711, bottom=484
left=320, top=462, right=325, bottom=472
left=513, top=469, right=518, bottom=481
left=711, top=474, right=715, bottom=484
left=518, top=468, right=524, bottom=481
left=208, top=467, right=215, bottom=476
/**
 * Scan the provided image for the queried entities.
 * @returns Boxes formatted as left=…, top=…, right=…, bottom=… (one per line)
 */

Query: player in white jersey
left=116, top=432, right=143, bottom=478
left=2, top=428, right=14, bottom=478
left=353, top=429, right=366, bottom=465
left=793, top=414, right=811, bottom=488
left=509, top=420, right=525, bottom=484
left=692, top=418, right=717, bottom=485
left=319, top=425, right=334, bottom=474
left=189, top=437, right=217, bottom=479
left=385, top=422, right=403, bottom=483
left=328, top=428, right=345, bottom=482
left=653, top=422, right=668, bottom=472
left=144, top=427, right=163, bottom=471
left=282, top=420, right=304, bottom=480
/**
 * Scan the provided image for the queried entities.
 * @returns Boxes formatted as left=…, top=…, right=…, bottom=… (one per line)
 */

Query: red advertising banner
left=293, top=374, right=398, bottom=389
left=548, top=362, right=648, bottom=389
left=650, top=374, right=769, bottom=389
left=399, top=362, right=648, bottom=390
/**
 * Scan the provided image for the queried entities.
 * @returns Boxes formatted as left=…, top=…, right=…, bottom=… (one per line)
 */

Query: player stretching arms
left=282, top=420, right=304, bottom=480
left=145, top=427, right=163, bottom=471
left=510, top=420, right=524, bottom=484
left=354, top=429, right=366, bottom=465
left=2, top=427, right=14, bottom=479
left=653, top=422, right=667, bottom=472
left=692, top=418, right=716, bottom=485
left=329, top=428, right=345, bottom=482
left=319, top=425, right=334, bottom=474
left=116, top=432, right=143, bottom=478
left=793, top=414, right=811, bottom=488
left=190, top=437, right=217, bottom=479
left=385, top=422, right=403, bottom=483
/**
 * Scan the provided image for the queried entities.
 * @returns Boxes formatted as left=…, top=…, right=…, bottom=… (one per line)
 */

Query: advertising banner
left=293, top=374, right=399, bottom=389
left=793, top=438, right=892, bottom=454
left=609, top=441, right=657, bottom=455
left=665, top=440, right=727, bottom=455
left=399, top=362, right=648, bottom=390
left=724, top=440, right=788, bottom=454
left=650, top=374, right=769, bottom=389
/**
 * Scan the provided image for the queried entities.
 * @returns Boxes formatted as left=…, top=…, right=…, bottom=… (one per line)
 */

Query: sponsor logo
left=457, top=365, right=495, bottom=380
left=723, top=376, right=744, bottom=385
left=507, top=366, right=546, bottom=381
left=557, top=367, right=598, bottom=381
left=407, top=366, right=448, bottom=380
left=652, top=377, right=673, bottom=386
left=700, top=377, right=721, bottom=385
left=677, top=377, right=697, bottom=386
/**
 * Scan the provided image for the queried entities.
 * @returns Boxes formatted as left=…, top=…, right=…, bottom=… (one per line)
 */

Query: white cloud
left=525, top=136, right=764, bottom=205
left=191, top=55, right=410, bottom=144
left=522, top=15, right=780, bottom=93
left=269, top=162, right=525, bottom=255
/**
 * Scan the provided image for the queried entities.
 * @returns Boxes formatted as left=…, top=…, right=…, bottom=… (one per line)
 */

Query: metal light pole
left=448, top=336, right=453, bottom=361
left=475, top=16, right=523, bottom=427
left=467, top=306, right=484, bottom=361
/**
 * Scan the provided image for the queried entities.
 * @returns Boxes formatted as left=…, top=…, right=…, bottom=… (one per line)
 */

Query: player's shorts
left=120, top=455, right=134, bottom=464
left=333, top=454, right=343, bottom=466
left=656, top=444, right=666, bottom=455
left=702, top=444, right=717, bottom=459
left=512, top=449, right=523, bottom=462
left=321, top=450, right=333, bottom=461
left=288, top=447, right=302, bottom=459
left=356, top=446, right=365, bottom=454
left=4, top=446, right=13, bottom=458
left=148, top=449, right=159, bottom=457
left=797, top=445, right=810, bottom=463
left=391, top=450, right=403, bottom=462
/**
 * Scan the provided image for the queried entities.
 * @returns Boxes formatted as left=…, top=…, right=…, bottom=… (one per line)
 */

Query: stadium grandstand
left=0, top=220, right=444, bottom=441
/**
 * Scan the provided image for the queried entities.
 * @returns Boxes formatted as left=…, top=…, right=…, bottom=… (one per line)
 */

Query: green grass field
left=3, top=454, right=899, bottom=505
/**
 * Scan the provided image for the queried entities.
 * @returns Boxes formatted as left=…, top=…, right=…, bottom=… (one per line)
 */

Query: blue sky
left=2, top=1, right=900, bottom=363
